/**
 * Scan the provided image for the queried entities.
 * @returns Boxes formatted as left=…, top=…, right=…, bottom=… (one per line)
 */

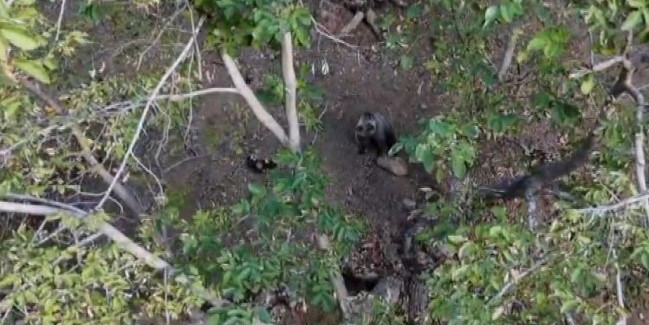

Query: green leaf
left=641, top=251, right=649, bottom=270
left=415, top=144, right=434, bottom=173
left=13, top=58, right=50, bottom=84
left=560, top=299, right=579, bottom=313
left=629, top=0, right=646, bottom=8
left=0, top=34, right=7, bottom=61
left=621, top=10, right=644, bottom=31
left=400, top=55, right=414, bottom=70
left=580, top=74, right=595, bottom=95
left=500, top=3, right=513, bottom=22
left=405, top=4, right=424, bottom=19
left=450, top=154, right=466, bottom=179
left=527, top=34, right=547, bottom=51
left=448, top=235, right=467, bottom=244
left=247, top=183, right=266, bottom=197
left=0, top=27, right=39, bottom=51
left=484, top=6, right=498, bottom=28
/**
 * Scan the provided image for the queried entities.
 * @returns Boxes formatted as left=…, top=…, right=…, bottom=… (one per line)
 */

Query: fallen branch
left=14, top=77, right=143, bottom=215
left=221, top=50, right=290, bottom=146
left=311, top=17, right=358, bottom=49
left=575, top=190, right=649, bottom=216
left=613, top=250, right=628, bottom=325
left=569, top=41, right=649, bottom=222
left=339, top=11, right=365, bottom=37
left=569, top=56, right=626, bottom=79
left=155, top=87, right=238, bottom=101
left=281, top=32, right=300, bottom=152
left=95, top=16, right=206, bottom=210
left=498, top=25, right=521, bottom=82
left=316, top=234, right=350, bottom=319
left=0, top=198, right=228, bottom=308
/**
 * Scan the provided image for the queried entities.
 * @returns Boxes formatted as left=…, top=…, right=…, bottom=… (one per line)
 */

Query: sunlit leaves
left=580, top=74, right=595, bottom=95
left=483, top=0, right=524, bottom=28
left=400, top=115, right=479, bottom=181
left=13, top=58, right=50, bottom=83
left=195, top=0, right=312, bottom=53
left=526, top=27, right=570, bottom=59
left=621, top=10, right=644, bottom=31
left=0, top=26, right=40, bottom=50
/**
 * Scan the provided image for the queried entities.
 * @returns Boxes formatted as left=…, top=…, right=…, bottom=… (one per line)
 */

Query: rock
left=402, top=198, right=417, bottom=211
left=376, top=155, right=408, bottom=176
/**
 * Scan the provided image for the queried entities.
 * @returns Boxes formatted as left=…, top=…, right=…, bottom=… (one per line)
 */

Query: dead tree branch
left=13, top=76, right=143, bottom=215
left=281, top=32, right=300, bottom=152
left=497, top=25, right=521, bottom=82
left=221, top=50, right=290, bottom=146
left=155, top=87, right=238, bottom=101
left=316, top=234, right=350, bottom=319
left=95, top=16, right=205, bottom=211
left=613, top=250, right=628, bottom=325
left=0, top=198, right=228, bottom=308
left=340, top=11, right=365, bottom=37
left=575, top=190, right=649, bottom=216
left=569, top=44, right=649, bottom=222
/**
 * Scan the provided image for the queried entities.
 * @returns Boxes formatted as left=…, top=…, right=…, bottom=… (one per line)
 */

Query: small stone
left=402, top=198, right=417, bottom=211
left=376, top=155, right=408, bottom=176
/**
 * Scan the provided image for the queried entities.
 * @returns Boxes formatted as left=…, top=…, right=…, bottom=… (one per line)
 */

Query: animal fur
left=354, top=111, right=397, bottom=156
left=245, top=154, right=277, bottom=174
left=484, top=132, right=596, bottom=200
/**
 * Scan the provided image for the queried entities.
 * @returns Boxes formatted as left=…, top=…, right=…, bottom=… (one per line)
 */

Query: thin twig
left=489, top=256, right=549, bottom=304
left=155, top=87, right=238, bottom=101
left=136, top=3, right=188, bottom=70
left=613, top=250, right=628, bottom=325
left=575, top=190, right=649, bottom=215
left=95, top=17, right=205, bottom=211
left=54, top=0, right=67, bottom=42
left=311, top=18, right=358, bottom=49
left=569, top=56, right=625, bottom=79
left=14, top=76, right=144, bottom=215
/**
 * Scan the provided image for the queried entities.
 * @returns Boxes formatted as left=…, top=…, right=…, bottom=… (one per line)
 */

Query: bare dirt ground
left=167, top=1, right=441, bottom=233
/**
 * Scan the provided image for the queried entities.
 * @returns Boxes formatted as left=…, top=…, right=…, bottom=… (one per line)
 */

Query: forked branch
left=220, top=31, right=301, bottom=153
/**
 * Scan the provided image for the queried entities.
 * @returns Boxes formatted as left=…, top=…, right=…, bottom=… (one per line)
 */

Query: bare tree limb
left=569, top=56, right=626, bottom=79
left=311, top=17, right=359, bottom=49
left=316, top=234, right=350, bottom=319
left=155, top=87, right=238, bottom=101
left=569, top=46, right=649, bottom=223
left=498, top=25, right=521, bottom=82
left=95, top=16, right=205, bottom=211
left=221, top=50, right=290, bottom=146
left=0, top=198, right=228, bottom=308
left=281, top=32, right=300, bottom=152
left=14, top=76, right=144, bottom=215
left=614, top=250, right=628, bottom=325
left=575, top=190, right=649, bottom=216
